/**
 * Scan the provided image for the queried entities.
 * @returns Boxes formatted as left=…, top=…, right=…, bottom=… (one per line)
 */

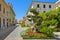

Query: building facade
left=8, top=4, right=16, bottom=26
left=0, top=0, right=16, bottom=29
left=54, top=0, right=60, bottom=9
left=27, top=1, right=55, bottom=15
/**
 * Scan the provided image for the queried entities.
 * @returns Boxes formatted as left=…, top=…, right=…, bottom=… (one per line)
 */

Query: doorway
left=0, top=18, right=1, bottom=28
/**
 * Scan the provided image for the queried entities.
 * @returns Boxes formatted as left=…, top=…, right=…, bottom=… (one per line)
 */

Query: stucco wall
left=31, top=2, right=55, bottom=13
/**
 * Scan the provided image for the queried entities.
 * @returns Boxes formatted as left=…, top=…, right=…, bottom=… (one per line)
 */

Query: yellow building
left=0, top=0, right=16, bottom=29
left=7, top=4, right=16, bottom=26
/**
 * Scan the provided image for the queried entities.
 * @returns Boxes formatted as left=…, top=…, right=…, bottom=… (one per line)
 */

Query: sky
left=5, top=0, right=58, bottom=21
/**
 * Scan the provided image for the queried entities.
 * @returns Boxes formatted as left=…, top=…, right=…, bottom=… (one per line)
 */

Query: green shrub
left=40, top=26, right=54, bottom=37
left=33, top=33, right=47, bottom=38
left=20, top=22, right=26, bottom=27
left=46, top=28, right=54, bottom=37
left=54, top=28, right=60, bottom=32
left=26, top=28, right=32, bottom=32
left=24, top=7, right=60, bottom=38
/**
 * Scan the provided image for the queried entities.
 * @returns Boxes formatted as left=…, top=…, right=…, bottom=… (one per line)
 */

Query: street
left=0, top=26, right=17, bottom=40
left=4, top=26, right=29, bottom=40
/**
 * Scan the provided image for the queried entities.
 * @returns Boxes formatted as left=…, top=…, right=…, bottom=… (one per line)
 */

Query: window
left=0, top=4, right=1, bottom=11
left=7, top=19, right=8, bottom=21
left=3, top=8, right=5, bottom=13
left=49, top=5, right=51, bottom=8
left=3, top=19, right=5, bottom=26
left=7, top=19, right=8, bottom=27
left=0, top=18, right=1, bottom=28
left=6, top=11, right=8, bottom=16
left=7, top=22, right=8, bottom=27
left=37, top=4, right=39, bottom=8
left=43, top=4, right=46, bottom=8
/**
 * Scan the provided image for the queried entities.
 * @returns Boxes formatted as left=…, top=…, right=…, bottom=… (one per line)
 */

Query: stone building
left=27, top=1, right=55, bottom=15
left=0, top=0, right=16, bottom=29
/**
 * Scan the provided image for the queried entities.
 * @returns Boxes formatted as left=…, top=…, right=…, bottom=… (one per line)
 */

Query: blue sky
left=5, top=0, right=58, bottom=21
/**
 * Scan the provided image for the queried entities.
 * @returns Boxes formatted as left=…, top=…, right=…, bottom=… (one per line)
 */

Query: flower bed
left=21, top=27, right=55, bottom=39
left=21, top=31, right=55, bottom=39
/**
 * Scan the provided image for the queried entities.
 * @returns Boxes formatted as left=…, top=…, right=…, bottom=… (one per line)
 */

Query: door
left=0, top=18, right=1, bottom=28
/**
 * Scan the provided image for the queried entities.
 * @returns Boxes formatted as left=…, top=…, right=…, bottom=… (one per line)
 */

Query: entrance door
left=0, top=18, right=1, bottom=28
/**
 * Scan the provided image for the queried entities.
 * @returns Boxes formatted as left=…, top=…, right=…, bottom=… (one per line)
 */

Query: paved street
left=0, top=26, right=17, bottom=40
left=3, top=26, right=60, bottom=40
left=4, top=26, right=29, bottom=40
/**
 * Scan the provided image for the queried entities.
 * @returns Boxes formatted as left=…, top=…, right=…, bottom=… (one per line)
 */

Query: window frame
left=49, top=5, right=51, bottom=8
left=3, top=8, right=5, bottom=13
left=43, top=4, right=46, bottom=8
left=0, top=4, right=1, bottom=11
left=37, top=4, right=40, bottom=8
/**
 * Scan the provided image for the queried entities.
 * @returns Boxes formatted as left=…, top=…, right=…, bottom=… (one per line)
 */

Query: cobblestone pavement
left=0, top=26, right=17, bottom=40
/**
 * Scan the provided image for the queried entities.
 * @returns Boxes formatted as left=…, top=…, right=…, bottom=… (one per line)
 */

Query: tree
left=27, top=8, right=40, bottom=32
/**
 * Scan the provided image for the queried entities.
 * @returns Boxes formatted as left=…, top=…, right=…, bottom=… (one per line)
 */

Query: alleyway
left=0, top=26, right=17, bottom=40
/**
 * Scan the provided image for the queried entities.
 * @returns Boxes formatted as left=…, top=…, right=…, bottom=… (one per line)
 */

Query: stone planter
left=23, top=39, right=56, bottom=40
left=53, top=32, right=60, bottom=38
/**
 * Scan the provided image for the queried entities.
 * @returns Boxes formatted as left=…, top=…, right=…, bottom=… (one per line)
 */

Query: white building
left=27, top=1, right=55, bottom=15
